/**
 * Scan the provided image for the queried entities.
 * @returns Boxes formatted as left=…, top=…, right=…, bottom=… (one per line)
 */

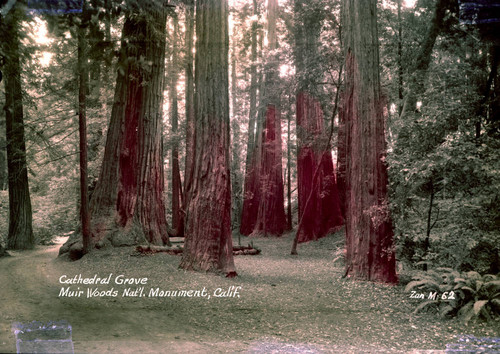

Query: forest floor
left=0, top=231, right=499, bottom=353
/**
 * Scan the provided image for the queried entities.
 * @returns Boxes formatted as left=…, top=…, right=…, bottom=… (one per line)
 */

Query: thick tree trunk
left=240, top=0, right=260, bottom=236
left=2, top=6, right=35, bottom=250
left=179, top=0, right=236, bottom=276
left=295, top=92, right=343, bottom=243
left=342, top=0, right=397, bottom=283
left=253, top=105, right=287, bottom=236
left=115, top=4, right=170, bottom=246
left=61, top=1, right=171, bottom=256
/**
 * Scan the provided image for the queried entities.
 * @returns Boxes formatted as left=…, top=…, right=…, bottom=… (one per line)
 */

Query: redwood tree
left=293, top=0, right=343, bottom=244
left=179, top=0, right=236, bottom=276
left=341, top=0, right=397, bottom=283
left=295, top=93, right=343, bottom=244
left=242, top=0, right=286, bottom=237
left=60, top=0, right=171, bottom=255
left=253, top=104, right=287, bottom=236
left=1, top=4, right=35, bottom=250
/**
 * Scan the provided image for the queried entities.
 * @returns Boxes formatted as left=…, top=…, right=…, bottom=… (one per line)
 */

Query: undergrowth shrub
left=406, top=268, right=500, bottom=323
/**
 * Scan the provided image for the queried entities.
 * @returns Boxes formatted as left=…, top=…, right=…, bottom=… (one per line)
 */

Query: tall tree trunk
left=240, top=0, right=260, bottom=236
left=78, top=2, right=91, bottom=254
left=397, top=0, right=403, bottom=115
left=337, top=104, right=347, bottom=218
left=61, top=0, right=171, bottom=256
left=293, top=0, right=342, bottom=244
left=231, top=38, right=243, bottom=230
left=1, top=4, right=34, bottom=250
left=295, top=92, right=343, bottom=243
left=342, top=0, right=397, bottom=283
left=179, top=0, right=236, bottom=276
left=184, top=0, right=196, bottom=211
left=286, top=103, right=293, bottom=231
left=170, top=15, right=182, bottom=232
left=254, top=105, right=287, bottom=236
left=250, top=0, right=287, bottom=236
left=116, top=3, right=170, bottom=246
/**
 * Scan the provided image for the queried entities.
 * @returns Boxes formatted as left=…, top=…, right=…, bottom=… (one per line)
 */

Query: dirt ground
left=0, top=232, right=498, bottom=353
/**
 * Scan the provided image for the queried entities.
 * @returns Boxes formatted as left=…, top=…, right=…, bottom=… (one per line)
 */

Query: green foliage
left=381, top=0, right=500, bottom=272
left=406, top=268, right=500, bottom=323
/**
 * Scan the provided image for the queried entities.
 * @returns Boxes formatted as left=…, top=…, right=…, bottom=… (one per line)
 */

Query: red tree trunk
left=342, top=0, right=397, bottom=283
left=60, top=1, right=170, bottom=257
left=179, top=0, right=236, bottom=276
left=296, top=92, right=343, bottom=243
left=253, top=105, right=287, bottom=236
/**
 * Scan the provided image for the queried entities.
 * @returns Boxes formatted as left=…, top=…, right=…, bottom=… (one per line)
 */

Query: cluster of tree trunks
left=295, top=92, right=343, bottom=243
left=61, top=0, right=171, bottom=256
left=240, top=0, right=287, bottom=237
left=0, top=0, right=402, bottom=285
left=340, top=0, right=397, bottom=283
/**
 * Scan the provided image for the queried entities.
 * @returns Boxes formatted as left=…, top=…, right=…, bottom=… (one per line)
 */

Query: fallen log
left=135, top=245, right=183, bottom=255
left=233, top=248, right=261, bottom=256
left=134, top=244, right=261, bottom=256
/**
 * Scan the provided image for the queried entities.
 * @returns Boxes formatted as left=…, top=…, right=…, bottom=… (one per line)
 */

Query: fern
left=406, top=269, right=500, bottom=322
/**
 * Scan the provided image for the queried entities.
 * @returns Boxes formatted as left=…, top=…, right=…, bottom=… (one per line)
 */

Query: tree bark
left=253, top=105, right=287, bottom=236
left=341, top=0, right=397, bottom=283
left=1, top=4, right=35, bottom=250
left=179, top=0, right=236, bottom=276
left=295, top=92, right=343, bottom=243
left=293, top=0, right=342, bottom=243
left=61, top=0, right=171, bottom=255
left=116, top=3, right=170, bottom=246
left=249, top=0, right=287, bottom=237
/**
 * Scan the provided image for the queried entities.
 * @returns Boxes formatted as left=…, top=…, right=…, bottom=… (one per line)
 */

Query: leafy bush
left=406, top=268, right=500, bottom=323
